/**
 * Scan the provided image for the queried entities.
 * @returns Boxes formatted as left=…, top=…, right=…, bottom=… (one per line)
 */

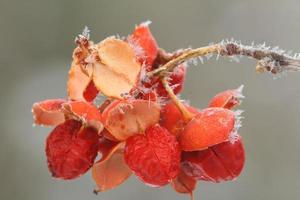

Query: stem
left=148, top=40, right=300, bottom=77
left=161, top=77, right=194, bottom=121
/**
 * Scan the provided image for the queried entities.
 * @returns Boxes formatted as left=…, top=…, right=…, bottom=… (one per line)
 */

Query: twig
left=148, top=40, right=300, bottom=77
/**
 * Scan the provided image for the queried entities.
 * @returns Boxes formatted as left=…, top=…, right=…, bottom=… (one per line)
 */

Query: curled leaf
left=32, top=99, right=66, bottom=126
left=102, top=99, right=160, bottom=141
left=93, top=38, right=141, bottom=99
left=63, top=101, right=103, bottom=133
left=92, top=143, right=131, bottom=192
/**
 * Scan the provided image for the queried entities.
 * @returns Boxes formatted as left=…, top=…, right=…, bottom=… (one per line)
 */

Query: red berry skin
left=130, top=23, right=158, bottom=68
left=156, top=64, right=186, bottom=97
left=83, top=80, right=99, bottom=102
left=208, top=86, right=244, bottom=109
left=160, top=102, right=199, bottom=137
left=179, top=107, right=235, bottom=151
left=181, top=136, right=245, bottom=183
left=46, top=120, right=99, bottom=180
left=124, top=124, right=181, bottom=187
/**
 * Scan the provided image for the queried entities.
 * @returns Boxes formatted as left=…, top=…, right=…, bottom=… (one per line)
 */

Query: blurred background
left=1, top=0, right=300, bottom=199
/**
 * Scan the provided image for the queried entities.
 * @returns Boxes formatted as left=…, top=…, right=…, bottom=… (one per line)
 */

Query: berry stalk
left=148, top=40, right=300, bottom=77
left=161, top=77, right=194, bottom=121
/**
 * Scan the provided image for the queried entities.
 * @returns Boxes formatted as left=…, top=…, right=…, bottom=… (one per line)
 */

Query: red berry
left=124, top=124, right=181, bottom=187
left=46, top=120, right=99, bottom=179
left=179, top=107, right=235, bottom=151
left=156, top=64, right=186, bottom=97
left=181, top=136, right=245, bottom=182
left=208, top=85, right=244, bottom=109
left=160, top=102, right=199, bottom=136
left=129, top=22, right=158, bottom=68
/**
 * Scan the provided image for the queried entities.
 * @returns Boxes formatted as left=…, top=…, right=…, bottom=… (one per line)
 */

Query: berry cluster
left=32, top=22, right=245, bottom=198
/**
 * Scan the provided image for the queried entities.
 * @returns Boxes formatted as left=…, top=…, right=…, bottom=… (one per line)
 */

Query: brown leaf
left=102, top=100, right=160, bottom=141
left=93, top=38, right=141, bottom=99
left=171, top=170, right=197, bottom=198
left=32, top=99, right=66, bottom=126
left=92, top=142, right=131, bottom=192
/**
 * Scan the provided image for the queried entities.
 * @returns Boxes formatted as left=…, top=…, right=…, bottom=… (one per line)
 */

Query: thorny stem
left=148, top=40, right=300, bottom=77
left=161, top=77, right=194, bottom=121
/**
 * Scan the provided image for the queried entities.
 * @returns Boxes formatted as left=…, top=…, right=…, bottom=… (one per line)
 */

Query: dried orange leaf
left=32, top=99, right=66, bottom=126
left=63, top=101, right=103, bottom=133
left=67, top=47, right=94, bottom=101
left=92, top=148, right=131, bottom=192
left=102, top=100, right=160, bottom=141
left=93, top=38, right=141, bottom=99
left=171, top=170, right=197, bottom=195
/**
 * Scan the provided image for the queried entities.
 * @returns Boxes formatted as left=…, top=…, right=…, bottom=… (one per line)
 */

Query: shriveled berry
left=124, top=124, right=181, bottom=187
left=181, top=136, right=245, bottom=182
left=46, top=120, right=99, bottom=180
left=208, top=85, right=244, bottom=109
left=160, top=102, right=199, bottom=136
left=179, top=107, right=235, bottom=151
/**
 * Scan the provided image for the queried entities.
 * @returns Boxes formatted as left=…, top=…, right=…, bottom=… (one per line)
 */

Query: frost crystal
left=127, top=36, right=145, bottom=60
left=229, top=110, right=244, bottom=144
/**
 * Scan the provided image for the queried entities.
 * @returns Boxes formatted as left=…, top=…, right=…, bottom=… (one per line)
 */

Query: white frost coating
left=235, top=84, right=245, bottom=99
left=139, top=20, right=152, bottom=27
left=127, top=36, right=146, bottom=60
left=198, top=56, right=204, bottom=64
left=229, top=109, right=244, bottom=144
left=81, top=26, right=90, bottom=40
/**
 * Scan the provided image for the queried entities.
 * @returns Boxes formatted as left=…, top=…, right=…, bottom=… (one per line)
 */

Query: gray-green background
left=1, top=0, right=300, bottom=199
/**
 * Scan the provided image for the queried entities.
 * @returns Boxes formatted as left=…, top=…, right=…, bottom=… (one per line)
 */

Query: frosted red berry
left=46, top=120, right=99, bottom=179
left=160, top=102, right=199, bottom=136
left=181, top=136, right=245, bottom=182
left=179, top=107, right=236, bottom=151
left=124, top=124, right=181, bottom=187
left=129, top=22, right=158, bottom=68
left=208, top=85, right=244, bottom=109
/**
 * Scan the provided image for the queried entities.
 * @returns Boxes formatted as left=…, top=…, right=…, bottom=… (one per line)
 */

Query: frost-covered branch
left=148, top=40, right=300, bottom=77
